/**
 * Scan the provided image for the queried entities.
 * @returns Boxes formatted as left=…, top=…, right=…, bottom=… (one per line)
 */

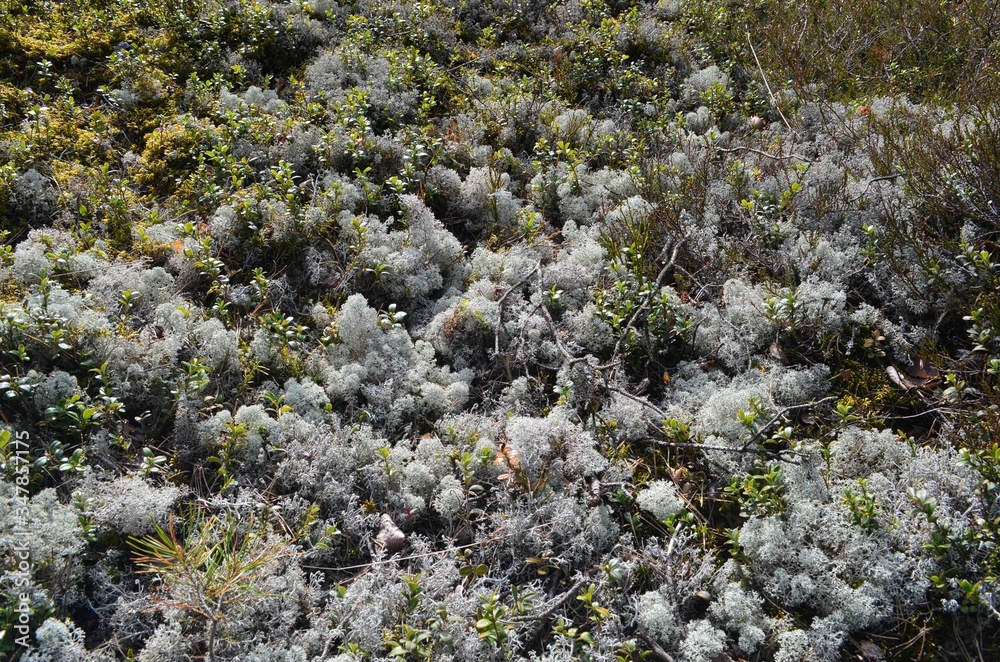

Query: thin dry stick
left=746, top=30, right=799, bottom=139
left=539, top=301, right=592, bottom=367
left=607, top=238, right=685, bottom=367
left=739, top=396, right=838, bottom=451
left=300, top=521, right=556, bottom=575
left=535, top=260, right=600, bottom=370
left=507, top=576, right=589, bottom=624
left=847, top=173, right=903, bottom=204
left=644, top=437, right=808, bottom=468
left=645, top=437, right=798, bottom=455
left=715, top=146, right=814, bottom=163
left=494, top=260, right=542, bottom=355
left=512, top=576, right=590, bottom=655
left=302, top=538, right=495, bottom=574
left=607, top=386, right=670, bottom=420
left=636, top=631, right=676, bottom=662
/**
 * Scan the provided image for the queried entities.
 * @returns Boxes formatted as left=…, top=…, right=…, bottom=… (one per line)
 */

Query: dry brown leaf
left=769, top=340, right=790, bottom=365
left=375, top=514, right=406, bottom=553
left=886, top=366, right=921, bottom=390
left=904, top=357, right=939, bottom=381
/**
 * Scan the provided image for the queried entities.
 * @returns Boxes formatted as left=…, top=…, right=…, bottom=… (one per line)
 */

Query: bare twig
left=539, top=301, right=591, bottom=367
left=607, top=386, right=670, bottom=420
left=608, top=238, right=685, bottom=364
left=739, top=396, right=838, bottom=451
left=496, top=261, right=542, bottom=308
left=662, top=522, right=683, bottom=596
left=644, top=437, right=804, bottom=458
left=636, top=630, right=676, bottom=662
left=507, top=576, right=589, bottom=624
left=512, top=576, right=590, bottom=655
left=715, top=145, right=814, bottom=163
left=847, top=173, right=903, bottom=204
left=746, top=30, right=799, bottom=139
left=494, top=260, right=542, bottom=356
left=302, top=537, right=497, bottom=574
left=301, top=521, right=557, bottom=576
left=885, top=406, right=962, bottom=421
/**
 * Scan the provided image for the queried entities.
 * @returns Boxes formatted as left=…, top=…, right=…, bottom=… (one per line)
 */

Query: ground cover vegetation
left=2, top=0, right=1000, bottom=659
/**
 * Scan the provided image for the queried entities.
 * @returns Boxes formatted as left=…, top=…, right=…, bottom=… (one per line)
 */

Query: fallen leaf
left=375, top=514, right=406, bottom=553
left=769, top=341, right=790, bottom=365
left=856, top=639, right=886, bottom=661
left=905, top=358, right=939, bottom=381
left=886, top=366, right=921, bottom=390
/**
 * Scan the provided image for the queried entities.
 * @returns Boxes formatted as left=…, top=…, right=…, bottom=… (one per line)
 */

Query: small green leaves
left=138, top=447, right=168, bottom=477
left=475, top=591, right=511, bottom=647
left=378, top=303, right=407, bottom=330
left=725, top=463, right=787, bottom=517
left=458, top=563, right=488, bottom=578
left=58, top=448, right=86, bottom=474
left=843, top=479, right=880, bottom=530
left=834, top=401, right=859, bottom=425
left=908, top=487, right=937, bottom=523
